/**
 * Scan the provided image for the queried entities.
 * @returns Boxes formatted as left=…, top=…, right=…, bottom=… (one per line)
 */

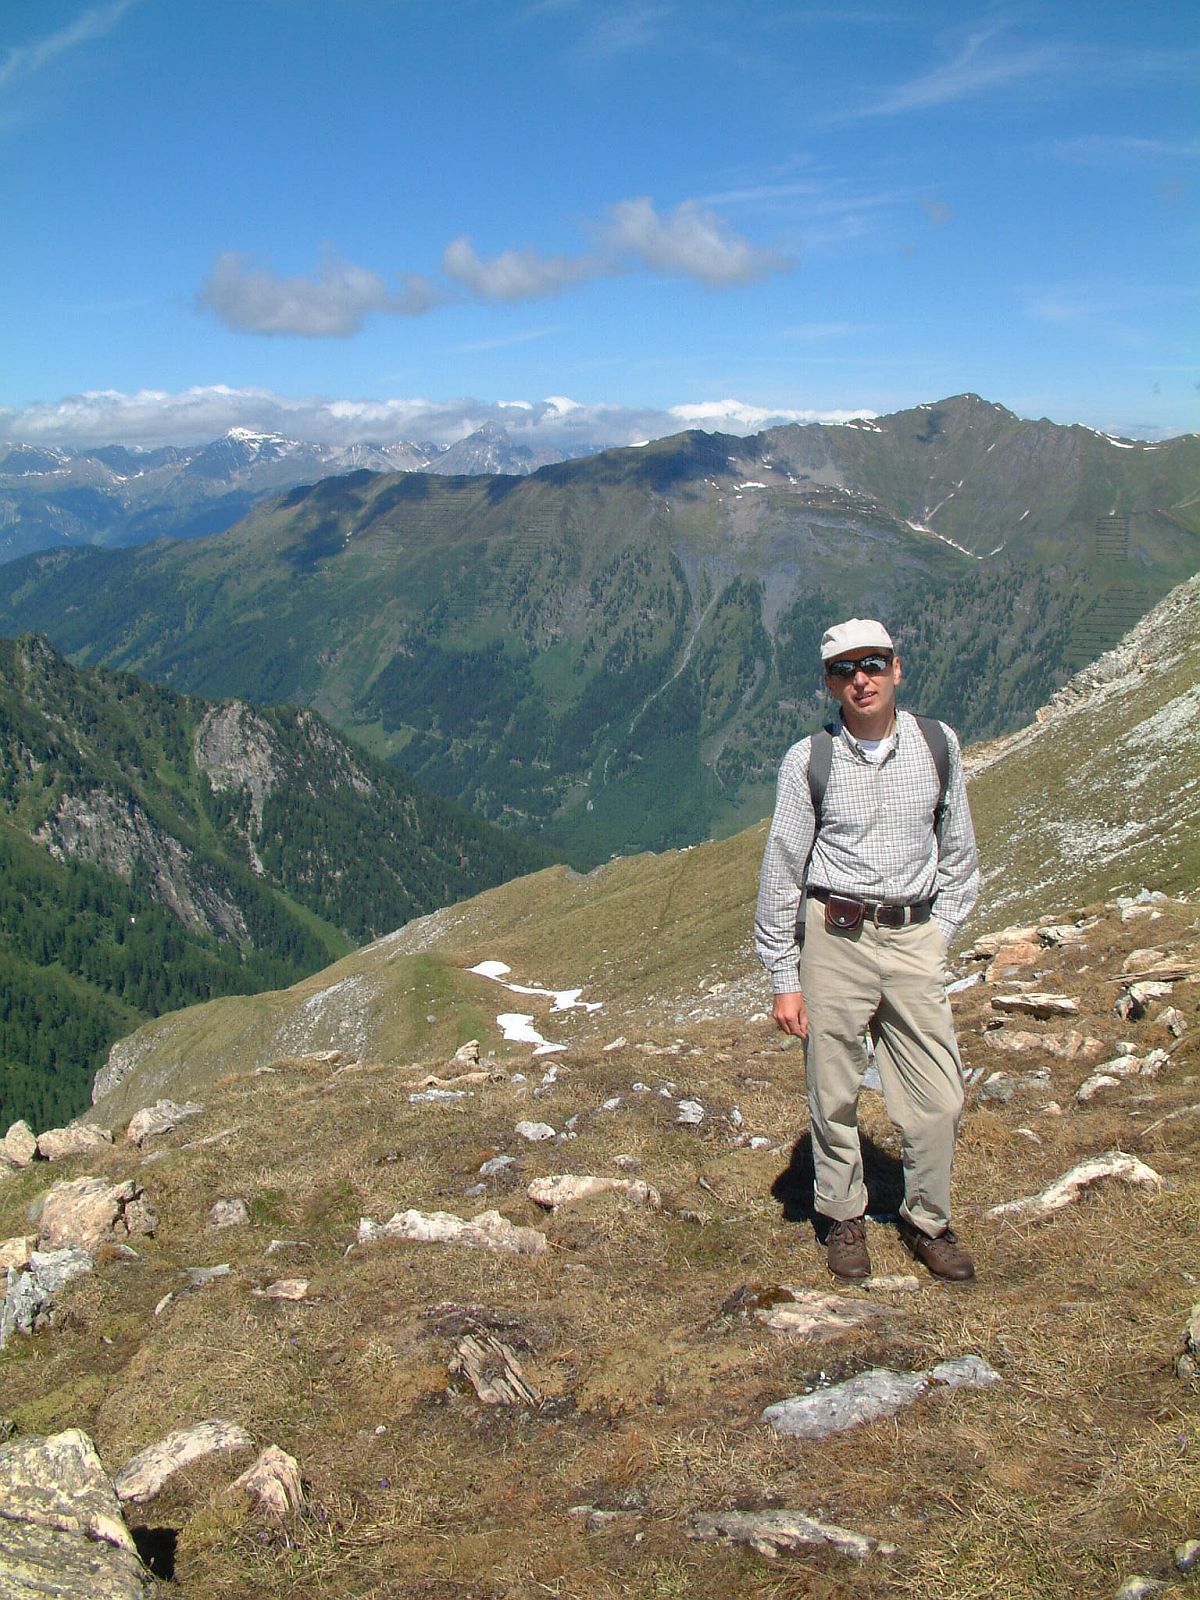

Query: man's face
left=823, top=648, right=902, bottom=728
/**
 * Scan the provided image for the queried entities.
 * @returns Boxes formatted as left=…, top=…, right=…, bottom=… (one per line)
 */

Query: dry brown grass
left=2, top=899, right=1199, bottom=1598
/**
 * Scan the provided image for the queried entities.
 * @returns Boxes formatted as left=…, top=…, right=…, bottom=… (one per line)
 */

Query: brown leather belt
left=807, top=886, right=935, bottom=928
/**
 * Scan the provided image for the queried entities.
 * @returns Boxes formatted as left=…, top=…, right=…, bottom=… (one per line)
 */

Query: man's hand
left=772, top=991, right=808, bottom=1040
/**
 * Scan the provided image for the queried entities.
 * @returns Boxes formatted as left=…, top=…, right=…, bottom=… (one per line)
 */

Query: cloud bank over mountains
left=199, top=197, right=790, bottom=338
left=0, top=386, right=873, bottom=452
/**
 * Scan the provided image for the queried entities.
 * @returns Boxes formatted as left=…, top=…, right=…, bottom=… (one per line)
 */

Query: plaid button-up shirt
left=754, top=710, right=980, bottom=994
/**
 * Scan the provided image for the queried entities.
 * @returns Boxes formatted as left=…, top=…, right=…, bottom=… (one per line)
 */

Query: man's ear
left=893, top=655, right=903, bottom=686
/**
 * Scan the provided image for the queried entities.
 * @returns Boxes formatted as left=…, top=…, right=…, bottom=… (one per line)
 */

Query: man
left=755, top=617, right=980, bottom=1282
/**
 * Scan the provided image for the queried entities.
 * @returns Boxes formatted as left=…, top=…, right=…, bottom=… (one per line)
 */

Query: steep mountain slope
left=2, top=586, right=1197, bottom=1600
left=2, top=396, right=1197, bottom=861
left=0, top=636, right=552, bottom=1126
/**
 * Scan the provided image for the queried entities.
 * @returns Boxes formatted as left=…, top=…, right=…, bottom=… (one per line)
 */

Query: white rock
left=987, top=1152, right=1164, bottom=1220
left=691, top=1507, right=898, bottom=1560
left=229, top=1445, right=304, bottom=1518
left=599, top=1096, right=623, bottom=1112
left=3, top=1120, right=38, bottom=1167
left=514, top=1120, right=556, bottom=1142
left=125, top=1100, right=204, bottom=1146
left=479, top=1155, right=516, bottom=1177
left=984, top=1029, right=1103, bottom=1061
left=754, top=1289, right=895, bottom=1339
left=526, top=1175, right=661, bottom=1211
left=207, top=1198, right=249, bottom=1230
left=450, top=1040, right=480, bottom=1066
left=603, top=1037, right=628, bottom=1051
left=991, top=993, right=1079, bottom=1019
left=762, top=1356, right=1000, bottom=1439
left=1114, top=1580, right=1165, bottom=1599
left=36, top=1124, right=114, bottom=1161
left=113, top=1420, right=254, bottom=1504
left=1075, top=1074, right=1122, bottom=1103
left=0, top=1235, right=36, bottom=1271
left=252, top=1279, right=308, bottom=1301
left=677, top=1100, right=705, bottom=1125
left=408, top=1088, right=467, bottom=1104
left=38, top=1177, right=150, bottom=1251
left=357, top=1207, right=547, bottom=1257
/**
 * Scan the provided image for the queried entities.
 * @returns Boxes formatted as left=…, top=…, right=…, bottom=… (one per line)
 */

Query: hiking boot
left=899, top=1217, right=975, bottom=1281
left=825, top=1215, right=870, bottom=1280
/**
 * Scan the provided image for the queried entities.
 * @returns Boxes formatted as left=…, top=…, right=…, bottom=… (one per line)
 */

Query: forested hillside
left=0, top=635, right=552, bottom=1126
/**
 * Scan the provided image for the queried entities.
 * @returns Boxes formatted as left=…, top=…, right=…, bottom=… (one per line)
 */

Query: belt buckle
left=873, top=903, right=904, bottom=928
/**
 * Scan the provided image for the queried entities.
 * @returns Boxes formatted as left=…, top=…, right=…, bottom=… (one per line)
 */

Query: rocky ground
left=1, top=888, right=1198, bottom=1598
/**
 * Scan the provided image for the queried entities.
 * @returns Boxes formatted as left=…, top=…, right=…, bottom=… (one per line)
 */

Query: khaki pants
left=797, top=897, right=964, bottom=1234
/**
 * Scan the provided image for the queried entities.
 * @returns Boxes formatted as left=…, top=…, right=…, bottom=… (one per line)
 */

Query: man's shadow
left=771, top=1130, right=905, bottom=1245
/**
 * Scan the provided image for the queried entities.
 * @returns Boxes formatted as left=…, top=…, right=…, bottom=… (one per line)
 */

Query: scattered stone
left=479, top=1155, right=516, bottom=1178
left=980, top=1072, right=1015, bottom=1103
left=752, top=1287, right=897, bottom=1340
left=186, top=1264, right=231, bottom=1288
left=514, top=1120, right=556, bottom=1142
left=0, top=1428, right=152, bottom=1598
left=1158, top=1007, right=1187, bottom=1037
left=985, top=941, right=1044, bottom=982
left=252, top=1279, right=309, bottom=1301
left=762, top=1356, right=1001, bottom=1439
left=1114, top=1580, right=1165, bottom=1599
left=991, top=993, right=1079, bottom=1019
left=125, top=1099, right=204, bottom=1146
left=357, top=1208, right=547, bottom=1257
left=27, top=1247, right=94, bottom=1296
left=450, top=1040, right=481, bottom=1066
left=602, top=1037, right=628, bottom=1052
left=1176, top=1303, right=1200, bottom=1380
left=599, top=1096, right=623, bottom=1112
left=1, top=1266, right=53, bottom=1349
left=38, top=1177, right=153, bottom=1251
left=612, top=1154, right=641, bottom=1172
left=0, top=1235, right=35, bottom=1271
left=677, top=1100, right=705, bottom=1125
left=36, top=1123, right=114, bottom=1162
left=984, top=1029, right=1103, bottom=1061
left=1038, top=923, right=1090, bottom=946
left=207, top=1198, right=250, bottom=1230
left=691, top=1508, right=898, bottom=1561
left=987, top=1152, right=1164, bottom=1221
left=1176, top=1540, right=1200, bottom=1573
left=945, top=972, right=982, bottom=994
left=526, top=1175, right=661, bottom=1211
left=965, top=927, right=1039, bottom=959
left=450, top=1332, right=540, bottom=1407
left=228, top=1445, right=305, bottom=1519
left=1075, top=1074, right=1122, bottom=1104
left=113, top=1419, right=254, bottom=1504
left=408, top=1088, right=468, bottom=1104
left=3, top=1120, right=38, bottom=1167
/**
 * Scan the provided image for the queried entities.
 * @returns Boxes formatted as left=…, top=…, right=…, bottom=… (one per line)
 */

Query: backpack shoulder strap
left=806, top=723, right=838, bottom=826
left=910, top=713, right=950, bottom=830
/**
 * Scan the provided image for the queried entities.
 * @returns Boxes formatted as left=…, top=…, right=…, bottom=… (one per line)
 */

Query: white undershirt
left=856, top=734, right=895, bottom=765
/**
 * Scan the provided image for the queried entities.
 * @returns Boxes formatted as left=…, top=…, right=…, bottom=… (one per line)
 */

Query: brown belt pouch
left=824, top=894, right=864, bottom=931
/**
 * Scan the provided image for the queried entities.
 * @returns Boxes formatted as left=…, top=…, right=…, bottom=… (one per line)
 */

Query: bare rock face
left=207, top=1198, right=250, bottom=1230
left=752, top=1287, right=898, bottom=1340
left=691, top=1507, right=898, bottom=1561
left=36, top=1124, right=114, bottom=1161
left=991, top=993, right=1080, bottom=1019
left=0, top=1428, right=152, bottom=1598
left=357, top=1207, right=547, bottom=1257
left=450, top=1333, right=541, bottom=1407
left=113, top=1420, right=254, bottom=1505
left=3, top=1121, right=38, bottom=1167
left=126, top=1099, right=204, bottom=1146
left=984, top=1029, right=1103, bottom=1061
left=37, top=1177, right=155, bottom=1251
left=228, top=1445, right=305, bottom=1518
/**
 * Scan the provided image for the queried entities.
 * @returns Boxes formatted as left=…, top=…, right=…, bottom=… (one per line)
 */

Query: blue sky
left=1, top=0, right=1196, bottom=449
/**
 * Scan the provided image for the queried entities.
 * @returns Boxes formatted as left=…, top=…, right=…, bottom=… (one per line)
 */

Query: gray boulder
left=0, top=1428, right=152, bottom=1597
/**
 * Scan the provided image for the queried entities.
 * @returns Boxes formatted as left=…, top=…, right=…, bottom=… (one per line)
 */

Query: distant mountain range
left=0, top=422, right=591, bottom=563
left=1, top=394, right=1197, bottom=863
left=0, top=634, right=552, bottom=1127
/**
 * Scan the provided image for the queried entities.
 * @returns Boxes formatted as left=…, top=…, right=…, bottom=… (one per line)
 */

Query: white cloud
left=855, top=27, right=1058, bottom=118
left=1051, top=135, right=1200, bottom=166
left=0, top=386, right=875, bottom=452
left=199, top=251, right=441, bottom=337
left=603, top=197, right=787, bottom=285
left=0, top=0, right=139, bottom=94
left=441, top=236, right=603, bottom=301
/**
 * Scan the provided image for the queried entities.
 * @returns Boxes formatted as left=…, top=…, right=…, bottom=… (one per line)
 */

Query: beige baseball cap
left=820, top=618, right=894, bottom=662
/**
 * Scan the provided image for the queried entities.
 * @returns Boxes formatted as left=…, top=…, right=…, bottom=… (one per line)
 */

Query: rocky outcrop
left=228, top=1446, right=305, bottom=1518
left=762, top=1357, right=1002, bottom=1439
left=0, top=1429, right=152, bottom=1597
left=691, top=1508, right=898, bottom=1561
left=526, top=1175, right=660, bottom=1211
left=34, top=787, right=249, bottom=940
left=113, top=1420, right=254, bottom=1504
left=357, top=1208, right=547, bottom=1257
left=36, top=1123, right=113, bottom=1161
left=125, top=1099, right=203, bottom=1146
left=3, top=1121, right=37, bottom=1167
left=37, top=1177, right=156, bottom=1251
left=987, top=1153, right=1164, bottom=1222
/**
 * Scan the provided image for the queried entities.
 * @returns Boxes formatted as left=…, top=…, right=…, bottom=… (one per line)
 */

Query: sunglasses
left=825, top=652, right=894, bottom=679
